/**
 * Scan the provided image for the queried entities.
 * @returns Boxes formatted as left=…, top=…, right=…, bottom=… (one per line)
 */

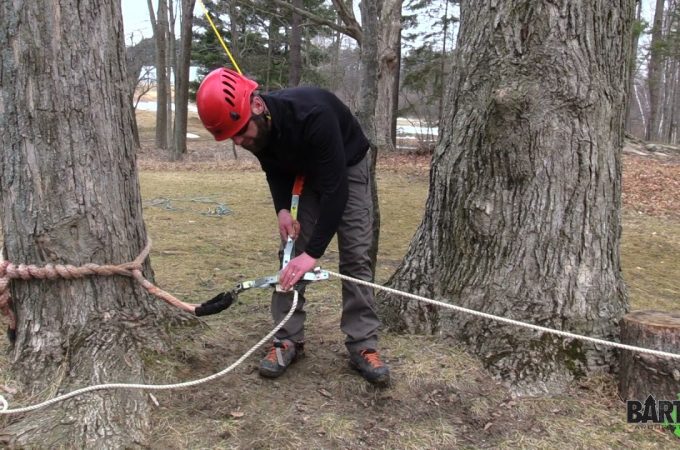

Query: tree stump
left=619, top=310, right=680, bottom=402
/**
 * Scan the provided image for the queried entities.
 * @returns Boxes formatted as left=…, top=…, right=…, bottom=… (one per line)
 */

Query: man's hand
left=279, top=252, right=317, bottom=290
left=277, top=209, right=301, bottom=242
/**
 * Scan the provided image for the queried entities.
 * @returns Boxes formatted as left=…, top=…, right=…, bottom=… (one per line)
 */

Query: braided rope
left=0, top=292, right=298, bottom=414
left=327, top=270, right=680, bottom=361
left=0, top=241, right=198, bottom=331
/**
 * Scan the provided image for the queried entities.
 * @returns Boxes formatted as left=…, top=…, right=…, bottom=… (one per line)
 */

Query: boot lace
left=265, top=341, right=289, bottom=363
left=360, top=349, right=384, bottom=368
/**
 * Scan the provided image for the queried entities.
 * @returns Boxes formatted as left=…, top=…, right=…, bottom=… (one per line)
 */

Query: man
left=196, top=68, right=390, bottom=386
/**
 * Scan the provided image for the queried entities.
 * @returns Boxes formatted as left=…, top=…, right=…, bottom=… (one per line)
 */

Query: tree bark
left=0, top=0, right=185, bottom=446
left=167, top=0, right=177, bottom=152
left=289, top=0, right=303, bottom=86
left=375, top=0, right=402, bottom=154
left=625, top=0, right=642, bottom=133
left=172, top=0, right=197, bottom=160
left=358, top=0, right=382, bottom=274
left=379, top=0, right=632, bottom=394
left=150, top=0, right=170, bottom=149
left=647, top=0, right=666, bottom=142
left=619, top=311, right=680, bottom=402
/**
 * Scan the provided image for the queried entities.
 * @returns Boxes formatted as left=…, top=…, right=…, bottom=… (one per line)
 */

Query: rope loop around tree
left=0, top=240, right=198, bottom=333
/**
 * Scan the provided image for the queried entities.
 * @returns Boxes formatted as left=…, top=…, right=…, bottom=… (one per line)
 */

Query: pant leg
left=270, top=189, right=320, bottom=343
left=337, top=150, right=381, bottom=352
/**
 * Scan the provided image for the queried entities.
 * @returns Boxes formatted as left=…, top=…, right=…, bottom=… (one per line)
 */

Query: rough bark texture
left=619, top=311, right=680, bottom=401
left=625, top=0, right=642, bottom=132
left=358, top=0, right=382, bottom=274
left=379, top=0, right=632, bottom=394
left=288, top=0, right=303, bottom=87
left=152, top=0, right=169, bottom=149
left=375, top=0, right=402, bottom=154
left=0, top=0, right=184, bottom=446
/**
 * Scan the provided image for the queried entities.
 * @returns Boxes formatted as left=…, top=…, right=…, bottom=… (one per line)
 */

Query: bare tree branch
left=236, top=0, right=362, bottom=44
left=330, top=0, right=358, bottom=28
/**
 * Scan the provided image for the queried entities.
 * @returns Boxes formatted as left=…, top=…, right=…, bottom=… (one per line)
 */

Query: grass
left=621, top=212, right=680, bottom=312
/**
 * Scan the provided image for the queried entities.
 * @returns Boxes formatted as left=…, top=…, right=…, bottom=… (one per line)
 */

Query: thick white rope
left=0, top=292, right=298, bottom=414
left=326, top=270, right=680, bottom=361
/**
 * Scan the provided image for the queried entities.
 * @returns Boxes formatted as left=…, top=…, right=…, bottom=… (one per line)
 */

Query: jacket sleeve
left=265, top=169, right=295, bottom=214
left=302, top=107, right=349, bottom=259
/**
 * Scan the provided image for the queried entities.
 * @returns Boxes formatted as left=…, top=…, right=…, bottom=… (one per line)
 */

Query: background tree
left=126, top=36, right=156, bottom=146
left=375, top=0, right=403, bottom=153
left=167, top=0, right=178, bottom=153
left=0, top=0, right=184, bottom=445
left=148, top=0, right=171, bottom=149
left=378, top=0, right=632, bottom=393
left=289, top=0, right=303, bottom=86
left=172, top=0, right=198, bottom=160
left=401, top=1, right=459, bottom=138
left=647, top=0, right=666, bottom=141
left=191, top=0, right=333, bottom=90
left=626, top=1, right=645, bottom=133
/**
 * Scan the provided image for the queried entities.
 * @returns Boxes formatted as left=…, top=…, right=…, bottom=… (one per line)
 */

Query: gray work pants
left=271, top=150, right=380, bottom=352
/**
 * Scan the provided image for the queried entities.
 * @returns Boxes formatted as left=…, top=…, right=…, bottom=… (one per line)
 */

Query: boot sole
left=349, top=361, right=391, bottom=387
left=258, top=351, right=304, bottom=379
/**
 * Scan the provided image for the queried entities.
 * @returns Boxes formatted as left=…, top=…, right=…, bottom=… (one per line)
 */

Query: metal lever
left=235, top=268, right=330, bottom=293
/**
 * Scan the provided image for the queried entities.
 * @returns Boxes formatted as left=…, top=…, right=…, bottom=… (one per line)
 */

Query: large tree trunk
left=172, top=0, right=197, bottom=160
left=0, top=0, right=184, bottom=446
left=379, top=0, right=632, bottom=394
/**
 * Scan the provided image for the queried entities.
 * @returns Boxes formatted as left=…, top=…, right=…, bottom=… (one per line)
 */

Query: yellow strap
left=196, top=0, right=242, bottom=74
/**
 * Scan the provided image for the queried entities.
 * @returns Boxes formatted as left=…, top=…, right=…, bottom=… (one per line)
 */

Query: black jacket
left=257, top=87, right=370, bottom=259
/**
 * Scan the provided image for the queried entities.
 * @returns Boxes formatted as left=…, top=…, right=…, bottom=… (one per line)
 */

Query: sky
left=120, top=0, right=154, bottom=41
left=121, top=0, right=202, bottom=42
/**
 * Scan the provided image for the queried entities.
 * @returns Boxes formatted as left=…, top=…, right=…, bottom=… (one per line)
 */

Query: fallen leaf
left=1, top=385, right=17, bottom=395
left=318, top=388, right=333, bottom=399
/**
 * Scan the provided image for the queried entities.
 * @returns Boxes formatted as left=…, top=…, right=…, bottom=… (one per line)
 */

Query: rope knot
left=0, top=240, right=194, bottom=334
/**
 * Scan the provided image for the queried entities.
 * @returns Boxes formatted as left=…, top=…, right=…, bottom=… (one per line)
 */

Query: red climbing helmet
left=196, top=68, right=259, bottom=141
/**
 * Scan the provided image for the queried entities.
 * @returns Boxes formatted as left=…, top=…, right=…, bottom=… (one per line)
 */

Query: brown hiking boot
left=259, top=339, right=303, bottom=378
left=349, top=349, right=390, bottom=386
